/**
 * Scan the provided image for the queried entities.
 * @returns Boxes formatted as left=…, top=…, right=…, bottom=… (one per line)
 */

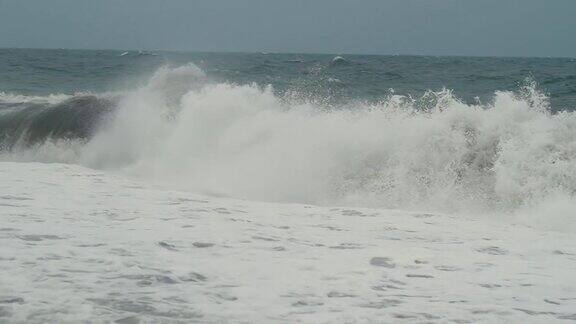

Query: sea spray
left=2, top=64, right=576, bottom=218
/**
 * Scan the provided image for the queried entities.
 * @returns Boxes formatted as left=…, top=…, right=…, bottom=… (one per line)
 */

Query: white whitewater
left=5, top=64, right=576, bottom=221
left=1, top=65, right=576, bottom=322
left=0, top=162, right=575, bottom=322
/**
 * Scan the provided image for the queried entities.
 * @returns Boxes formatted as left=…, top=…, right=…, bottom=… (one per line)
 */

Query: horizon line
left=1, top=46, right=575, bottom=61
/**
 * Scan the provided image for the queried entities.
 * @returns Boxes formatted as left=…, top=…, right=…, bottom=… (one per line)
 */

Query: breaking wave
left=2, top=64, right=576, bottom=219
left=0, top=93, right=116, bottom=149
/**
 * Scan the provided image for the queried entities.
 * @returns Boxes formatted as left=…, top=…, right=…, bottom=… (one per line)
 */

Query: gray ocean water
left=3, top=48, right=576, bottom=105
left=3, top=50, right=576, bottom=324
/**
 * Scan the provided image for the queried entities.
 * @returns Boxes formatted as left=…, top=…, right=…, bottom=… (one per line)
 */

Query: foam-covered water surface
left=1, top=49, right=576, bottom=322
left=1, top=162, right=575, bottom=323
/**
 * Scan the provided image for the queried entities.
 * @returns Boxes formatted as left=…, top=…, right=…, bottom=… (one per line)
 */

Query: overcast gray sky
left=0, top=0, right=574, bottom=57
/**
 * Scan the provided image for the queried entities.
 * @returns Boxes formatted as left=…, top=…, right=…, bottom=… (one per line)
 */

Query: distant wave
left=0, top=92, right=72, bottom=105
left=2, top=64, right=576, bottom=219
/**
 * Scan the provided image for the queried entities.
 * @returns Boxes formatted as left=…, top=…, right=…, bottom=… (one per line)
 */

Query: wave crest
left=3, top=64, right=576, bottom=217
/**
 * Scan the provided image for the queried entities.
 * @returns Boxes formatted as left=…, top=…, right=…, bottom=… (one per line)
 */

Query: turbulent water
left=1, top=48, right=576, bottom=216
left=3, top=49, right=576, bottom=323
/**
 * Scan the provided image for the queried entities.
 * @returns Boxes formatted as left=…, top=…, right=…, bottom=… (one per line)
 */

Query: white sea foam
left=0, top=92, right=72, bottom=105
left=1, top=161, right=575, bottom=322
left=3, top=65, right=576, bottom=220
left=2, top=65, right=576, bottom=322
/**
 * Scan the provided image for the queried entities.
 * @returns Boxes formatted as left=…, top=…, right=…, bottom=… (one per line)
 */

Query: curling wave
left=0, top=93, right=116, bottom=149
left=2, top=64, right=576, bottom=219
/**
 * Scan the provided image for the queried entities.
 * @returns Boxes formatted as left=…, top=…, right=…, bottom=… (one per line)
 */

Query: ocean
left=1, top=48, right=576, bottom=322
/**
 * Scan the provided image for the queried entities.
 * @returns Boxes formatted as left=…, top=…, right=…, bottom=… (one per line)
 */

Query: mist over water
left=2, top=60, right=576, bottom=223
left=4, top=47, right=576, bottom=324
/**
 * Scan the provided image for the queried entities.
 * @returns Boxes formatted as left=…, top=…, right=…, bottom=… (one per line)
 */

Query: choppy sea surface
left=2, top=48, right=576, bottom=108
left=1, top=48, right=576, bottom=323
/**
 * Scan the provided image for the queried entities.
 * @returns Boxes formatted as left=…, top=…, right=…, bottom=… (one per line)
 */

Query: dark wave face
left=0, top=95, right=116, bottom=149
